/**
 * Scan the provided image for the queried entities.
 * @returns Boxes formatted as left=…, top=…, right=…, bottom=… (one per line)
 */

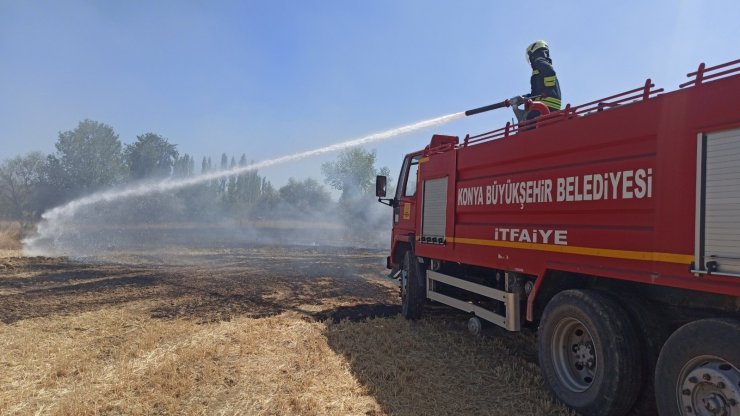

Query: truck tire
left=654, top=318, right=740, bottom=416
left=538, top=289, right=642, bottom=416
left=401, top=251, right=425, bottom=320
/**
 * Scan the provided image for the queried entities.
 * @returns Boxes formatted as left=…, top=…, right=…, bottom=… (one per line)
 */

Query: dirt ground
left=0, top=243, right=573, bottom=415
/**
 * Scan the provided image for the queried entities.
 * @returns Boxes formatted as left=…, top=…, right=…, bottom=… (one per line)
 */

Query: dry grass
left=0, top=246, right=573, bottom=416
left=0, top=221, right=22, bottom=251
left=0, top=305, right=380, bottom=415
left=326, top=317, right=571, bottom=415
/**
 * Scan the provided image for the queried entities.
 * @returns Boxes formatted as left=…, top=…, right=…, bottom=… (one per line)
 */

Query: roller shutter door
left=703, top=128, right=740, bottom=274
left=422, top=177, right=448, bottom=239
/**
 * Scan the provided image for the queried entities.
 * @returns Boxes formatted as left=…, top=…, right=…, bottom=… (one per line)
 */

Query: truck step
left=426, top=270, right=521, bottom=332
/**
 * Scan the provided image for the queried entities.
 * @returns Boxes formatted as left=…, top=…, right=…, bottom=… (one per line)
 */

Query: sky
left=1, top=0, right=739, bottom=194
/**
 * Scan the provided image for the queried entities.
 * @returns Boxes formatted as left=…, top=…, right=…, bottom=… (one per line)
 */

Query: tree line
left=0, top=119, right=391, bottom=227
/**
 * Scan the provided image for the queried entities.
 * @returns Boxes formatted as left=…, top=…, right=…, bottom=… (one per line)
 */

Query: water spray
left=23, top=111, right=465, bottom=255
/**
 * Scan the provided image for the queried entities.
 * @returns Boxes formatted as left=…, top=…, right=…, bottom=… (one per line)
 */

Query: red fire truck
left=376, top=60, right=740, bottom=416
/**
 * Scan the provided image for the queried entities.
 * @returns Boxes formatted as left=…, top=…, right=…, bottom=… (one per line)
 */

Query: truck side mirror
left=376, top=175, right=387, bottom=197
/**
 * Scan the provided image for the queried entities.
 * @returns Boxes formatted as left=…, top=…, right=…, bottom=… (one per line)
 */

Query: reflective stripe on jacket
left=529, top=56, right=562, bottom=111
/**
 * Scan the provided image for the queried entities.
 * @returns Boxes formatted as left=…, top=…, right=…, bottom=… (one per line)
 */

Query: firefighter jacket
left=525, top=55, right=561, bottom=111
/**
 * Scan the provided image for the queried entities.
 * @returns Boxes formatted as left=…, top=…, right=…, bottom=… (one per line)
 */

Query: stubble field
left=0, top=229, right=573, bottom=415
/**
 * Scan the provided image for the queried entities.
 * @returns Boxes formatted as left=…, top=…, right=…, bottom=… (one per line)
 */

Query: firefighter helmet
left=526, top=40, right=549, bottom=64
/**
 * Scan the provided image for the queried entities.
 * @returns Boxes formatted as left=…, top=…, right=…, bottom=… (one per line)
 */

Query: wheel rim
left=676, top=355, right=740, bottom=416
left=468, top=317, right=482, bottom=335
left=551, top=317, right=597, bottom=393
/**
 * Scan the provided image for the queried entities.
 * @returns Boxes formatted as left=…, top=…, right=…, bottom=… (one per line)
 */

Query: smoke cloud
left=23, top=112, right=464, bottom=257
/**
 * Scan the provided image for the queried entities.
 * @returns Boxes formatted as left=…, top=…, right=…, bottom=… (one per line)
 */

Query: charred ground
left=1, top=243, right=572, bottom=415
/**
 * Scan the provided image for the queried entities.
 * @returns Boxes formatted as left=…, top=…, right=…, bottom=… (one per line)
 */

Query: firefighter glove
left=508, top=96, right=524, bottom=106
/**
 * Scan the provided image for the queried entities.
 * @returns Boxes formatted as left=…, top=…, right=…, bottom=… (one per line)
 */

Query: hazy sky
left=1, top=0, right=738, bottom=190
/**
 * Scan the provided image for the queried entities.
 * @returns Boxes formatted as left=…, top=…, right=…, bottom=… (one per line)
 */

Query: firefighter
left=510, top=40, right=562, bottom=123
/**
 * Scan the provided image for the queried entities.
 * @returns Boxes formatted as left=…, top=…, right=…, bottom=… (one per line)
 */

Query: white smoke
left=23, top=112, right=464, bottom=256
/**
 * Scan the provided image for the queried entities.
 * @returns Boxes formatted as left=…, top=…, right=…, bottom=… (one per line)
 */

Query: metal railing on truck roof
left=446, top=58, right=739, bottom=150
left=460, top=79, right=665, bottom=147
left=680, top=59, right=740, bottom=88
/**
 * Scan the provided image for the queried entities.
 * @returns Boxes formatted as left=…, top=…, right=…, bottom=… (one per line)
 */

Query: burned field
left=0, top=243, right=572, bottom=415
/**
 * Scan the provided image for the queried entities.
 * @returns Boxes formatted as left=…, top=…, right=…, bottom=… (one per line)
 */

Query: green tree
left=201, top=157, right=208, bottom=174
left=173, top=153, right=194, bottom=177
left=251, top=177, right=277, bottom=218
left=124, top=133, right=179, bottom=179
left=278, top=178, right=331, bottom=211
left=321, top=148, right=390, bottom=200
left=53, top=119, right=125, bottom=194
left=321, top=148, right=392, bottom=235
left=36, top=154, right=70, bottom=210
left=225, top=156, right=238, bottom=204
left=235, top=155, right=263, bottom=205
left=0, top=152, right=45, bottom=221
left=217, top=153, right=229, bottom=195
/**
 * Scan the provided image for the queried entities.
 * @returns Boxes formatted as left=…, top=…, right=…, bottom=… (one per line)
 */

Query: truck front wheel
left=655, top=318, right=740, bottom=416
left=538, top=289, right=642, bottom=416
left=400, top=251, right=425, bottom=320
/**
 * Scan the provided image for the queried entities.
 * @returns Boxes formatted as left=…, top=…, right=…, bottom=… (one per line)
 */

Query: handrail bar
left=571, top=81, right=655, bottom=111
left=463, top=80, right=663, bottom=147
left=459, top=59, right=738, bottom=149
left=687, top=59, right=740, bottom=76
left=680, top=59, right=740, bottom=88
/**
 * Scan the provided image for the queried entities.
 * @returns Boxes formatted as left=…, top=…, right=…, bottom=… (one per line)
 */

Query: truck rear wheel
left=655, top=318, right=740, bottom=416
left=538, top=289, right=642, bottom=416
left=401, top=251, right=425, bottom=320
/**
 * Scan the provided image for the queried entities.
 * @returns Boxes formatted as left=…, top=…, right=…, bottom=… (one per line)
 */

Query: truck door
left=394, top=154, right=422, bottom=240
